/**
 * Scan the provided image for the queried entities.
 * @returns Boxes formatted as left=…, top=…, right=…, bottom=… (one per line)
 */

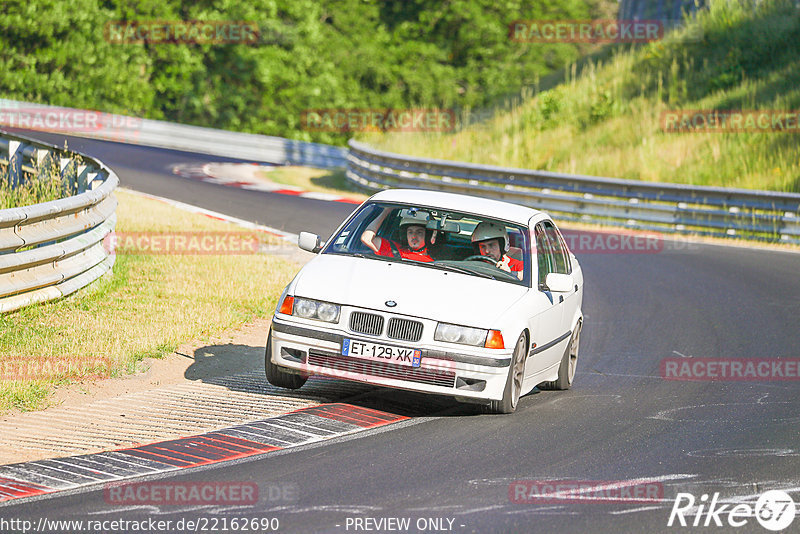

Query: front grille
left=349, top=311, right=384, bottom=336
left=387, top=318, right=423, bottom=342
left=308, top=349, right=456, bottom=388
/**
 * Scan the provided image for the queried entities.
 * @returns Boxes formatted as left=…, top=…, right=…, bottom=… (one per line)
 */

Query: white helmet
left=471, top=221, right=508, bottom=252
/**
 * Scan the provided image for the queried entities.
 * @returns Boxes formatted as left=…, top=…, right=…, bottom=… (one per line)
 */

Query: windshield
left=322, top=201, right=531, bottom=286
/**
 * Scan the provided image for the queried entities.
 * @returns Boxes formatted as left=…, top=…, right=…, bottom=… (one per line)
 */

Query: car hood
left=291, top=254, right=527, bottom=328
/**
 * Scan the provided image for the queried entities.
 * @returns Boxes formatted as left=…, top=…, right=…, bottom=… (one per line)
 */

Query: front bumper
left=269, top=316, right=513, bottom=402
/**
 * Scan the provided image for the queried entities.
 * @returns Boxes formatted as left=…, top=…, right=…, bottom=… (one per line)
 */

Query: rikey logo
left=667, top=490, right=796, bottom=530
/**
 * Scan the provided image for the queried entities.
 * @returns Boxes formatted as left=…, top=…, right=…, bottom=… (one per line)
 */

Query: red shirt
left=497, top=255, right=523, bottom=278
left=505, top=256, right=523, bottom=272
left=377, top=237, right=433, bottom=262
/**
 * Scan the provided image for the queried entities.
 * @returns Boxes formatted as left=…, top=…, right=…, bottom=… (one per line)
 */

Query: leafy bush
left=0, top=0, right=599, bottom=144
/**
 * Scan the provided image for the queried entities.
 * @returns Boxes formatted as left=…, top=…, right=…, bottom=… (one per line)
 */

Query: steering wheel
left=464, top=254, right=497, bottom=265
left=387, top=239, right=402, bottom=260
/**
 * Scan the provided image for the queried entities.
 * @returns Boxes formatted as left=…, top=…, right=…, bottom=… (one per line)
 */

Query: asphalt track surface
left=3, top=131, right=800, bottom=533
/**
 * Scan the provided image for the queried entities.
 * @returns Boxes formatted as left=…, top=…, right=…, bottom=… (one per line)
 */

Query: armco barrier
left=0, top=130, right=117, bottom=313
left=346, top=140, right=800, bottom=244
left=4, top=99, right=798, bottom=244
left=0, top=98, right=347, bottom=169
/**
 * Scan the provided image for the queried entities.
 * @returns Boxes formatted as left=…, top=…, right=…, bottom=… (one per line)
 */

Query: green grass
left=259, top=166, right=369, bottom=200
left=0, top=189, right=297, bottom=413
left=0, top=163, right=66, bottom=209
left=363, top=0, right=800, bottom=193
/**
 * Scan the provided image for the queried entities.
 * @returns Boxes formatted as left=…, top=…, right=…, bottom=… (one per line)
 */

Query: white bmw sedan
left=267, top=189, right=583, bottom=413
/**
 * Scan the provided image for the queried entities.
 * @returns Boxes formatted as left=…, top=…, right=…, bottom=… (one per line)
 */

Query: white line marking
left=651, top=401, right=799, bottom=423
left=609, top=505, right=662, bottom=515
left=455, top=504, right=506, bottom=515
left=46, top=458, right=120, bottom=479
left=28, top=461, right=105, bottom=481
left=0, top=466, right=78, bottom=488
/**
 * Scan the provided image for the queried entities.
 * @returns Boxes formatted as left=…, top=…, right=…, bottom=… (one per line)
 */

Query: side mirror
left=545, top=272, right=574, bottom=293
left=298, top=232, right=323, bottom=253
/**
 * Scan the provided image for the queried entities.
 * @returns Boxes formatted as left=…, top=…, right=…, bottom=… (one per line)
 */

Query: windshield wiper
left=347, top=252, right=398, bottom=263
left=349, top=252, right=429, bottom=264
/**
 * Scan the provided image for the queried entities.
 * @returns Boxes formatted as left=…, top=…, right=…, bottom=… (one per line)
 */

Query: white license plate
left=342, top=338, right=422, bottom=368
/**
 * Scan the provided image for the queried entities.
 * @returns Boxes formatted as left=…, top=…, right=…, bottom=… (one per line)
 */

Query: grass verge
left=0, top=189, right=297, bottom=414
left=0, top=163, right=66, bottom=209
left=259, top=166, right=369, bottom=200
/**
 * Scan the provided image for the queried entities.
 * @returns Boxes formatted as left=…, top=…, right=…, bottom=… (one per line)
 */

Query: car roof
left=368, top=189, right=544, bottom=225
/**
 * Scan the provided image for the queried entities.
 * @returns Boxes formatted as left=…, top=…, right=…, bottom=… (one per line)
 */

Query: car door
left=543, top=220, right=580, bottom=335
left=524, top=220, right=573, bottom=377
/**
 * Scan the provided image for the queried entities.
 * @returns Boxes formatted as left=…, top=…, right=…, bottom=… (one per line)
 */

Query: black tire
left=540, top=323, right=580, bottom=391
left=487, top=333, right=528, bottom=414
left=264, top=331, right=307, bottom=390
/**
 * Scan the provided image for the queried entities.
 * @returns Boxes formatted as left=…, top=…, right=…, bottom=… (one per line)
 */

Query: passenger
left=471, top=221, right=523, bottom=277
left=361, top=208, right=434, bottom=262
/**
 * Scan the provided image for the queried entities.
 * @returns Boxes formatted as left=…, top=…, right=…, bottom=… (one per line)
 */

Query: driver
left=471, top=221, right=523, bottom=277
left=361, top=208, right=434, bottom=262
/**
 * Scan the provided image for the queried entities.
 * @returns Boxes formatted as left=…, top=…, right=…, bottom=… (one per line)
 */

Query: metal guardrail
left=0, top=99, right=348, bottom=169
left=346, top=140, right=800, bottom=244
left=0, top=130, right=117, bottom=313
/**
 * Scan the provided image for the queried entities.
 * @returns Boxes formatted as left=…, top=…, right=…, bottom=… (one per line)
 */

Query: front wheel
left=487, top=333, right=527, bottom=414
left=264, top=331, right=307, bottom=390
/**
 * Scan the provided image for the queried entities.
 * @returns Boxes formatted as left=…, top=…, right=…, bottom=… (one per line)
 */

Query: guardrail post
left=35, top=148, right=58, bottom=184
left=7, top=140, right=23, bottom=188
left=76, top=164, right=90, bottom=194
left=60, top=157, right=75, bottom=195
left=88, top=169, right=103, bottom=190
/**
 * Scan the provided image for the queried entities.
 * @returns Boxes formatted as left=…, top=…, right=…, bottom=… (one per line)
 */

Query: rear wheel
left=264, top=331, right=307, bottom=390
left=487, top=333, right=527, bottom=414
left=541, top=323, right=580, bottom=391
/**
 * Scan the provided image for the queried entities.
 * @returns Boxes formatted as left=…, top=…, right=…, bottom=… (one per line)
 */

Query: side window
left=534, top=224, right=553, bottom=288
left=558, top=233, right=572, bottom=274
left=543, top=221, right=570, bottom=275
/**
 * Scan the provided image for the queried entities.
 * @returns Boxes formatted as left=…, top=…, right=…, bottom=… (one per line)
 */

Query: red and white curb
left=0, top=404, right=407, bottom=504
left=172, top=162, right=362, bottom=205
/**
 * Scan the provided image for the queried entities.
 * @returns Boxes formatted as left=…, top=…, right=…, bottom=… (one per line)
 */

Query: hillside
left=367, top=0, right=800, bottom=192
left=0, top=0, right=614, bottom=145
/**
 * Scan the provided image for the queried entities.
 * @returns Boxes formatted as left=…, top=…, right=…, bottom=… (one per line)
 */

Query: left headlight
left=289, top=297, right=340, bottom=323
left=434, top=322, right=487, bottom=346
